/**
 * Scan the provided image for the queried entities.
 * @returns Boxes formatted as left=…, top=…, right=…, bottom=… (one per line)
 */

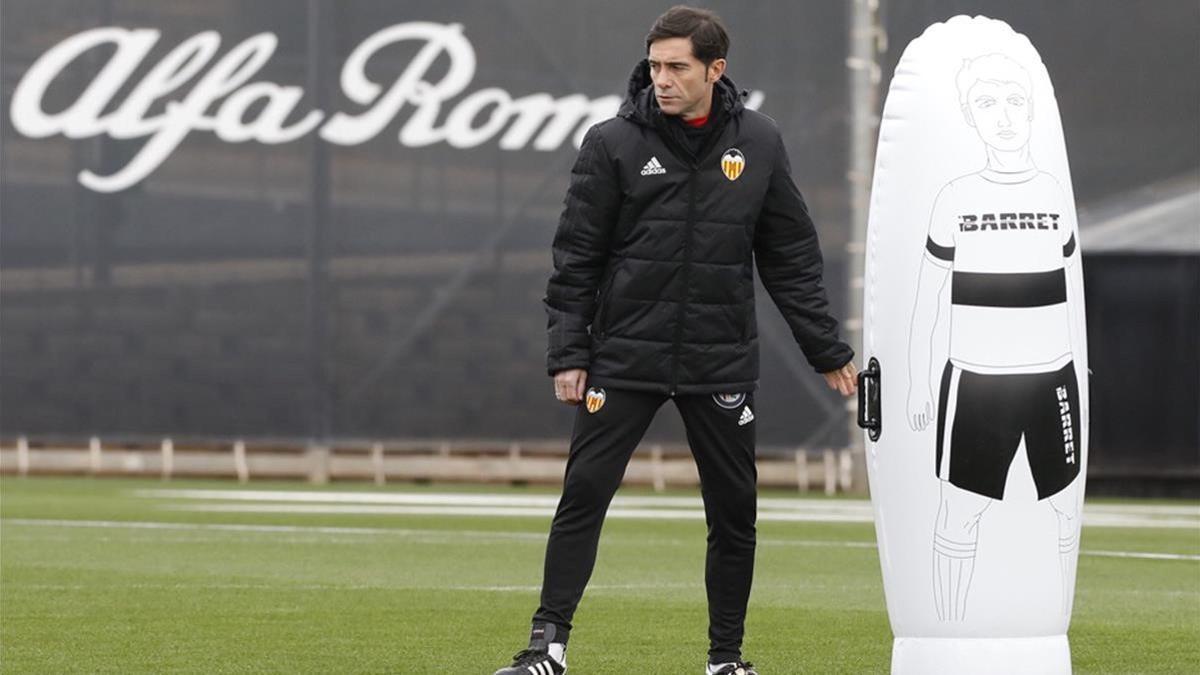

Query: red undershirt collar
left=683, top=114, right=709, bottom=128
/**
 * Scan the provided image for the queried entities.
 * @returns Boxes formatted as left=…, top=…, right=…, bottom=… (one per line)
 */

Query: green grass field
left=1, top=476, right=1197, bottom=674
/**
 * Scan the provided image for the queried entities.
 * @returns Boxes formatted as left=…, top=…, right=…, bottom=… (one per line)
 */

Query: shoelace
left=715, top=662, right=756, bottom=675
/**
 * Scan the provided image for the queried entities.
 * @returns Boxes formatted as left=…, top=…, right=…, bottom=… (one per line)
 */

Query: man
left=906, top=53, right=1084, bottom=621
left=496, top=6, right=857, bottom=674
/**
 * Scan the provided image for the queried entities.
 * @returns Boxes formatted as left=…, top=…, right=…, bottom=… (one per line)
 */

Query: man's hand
left=553, top=368, right=588, bottom=405
left=822, top=361, right=858, bottom=397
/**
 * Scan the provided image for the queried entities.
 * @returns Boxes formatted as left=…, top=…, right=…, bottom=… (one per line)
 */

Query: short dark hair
left=645, top=5, right=730, bottom=66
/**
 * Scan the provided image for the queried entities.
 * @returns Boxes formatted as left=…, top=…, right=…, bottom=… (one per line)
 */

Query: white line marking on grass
left=1, top=518, right=544, bottom=541
left=131, top=489, right=1198, bottom=528
left=445, top=584, right=541, bottom=592
left=158, top=502, right=877, bottom=523
left=135, top=488, right=569, bottom=507
left=10, top=583, right=391, bottom=591
left=133, top=489, right=876, bottom=513
left=6, top=519, right=1196, bottom=561
left=1082, top=550, right=1200, bottom=562
left=444, top=582, right=700, bottom=593
left=9, top=581, right=701, bottom=594
left=152, top=501, right=1199, bottom=528
left=1080, top=514, right=1200, bottom=529
left=762, top=539, right=878, bottom=549
left=3, top=524, right=876, bottom=554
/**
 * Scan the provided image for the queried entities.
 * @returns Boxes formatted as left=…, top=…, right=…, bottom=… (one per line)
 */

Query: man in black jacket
left=496, top=7, right=857, bottom=675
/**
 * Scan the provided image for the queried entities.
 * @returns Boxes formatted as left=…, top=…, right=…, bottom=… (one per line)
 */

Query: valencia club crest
left=721, top=148, right=745, bottom=181
left=585, top=387, right=607, bottom=413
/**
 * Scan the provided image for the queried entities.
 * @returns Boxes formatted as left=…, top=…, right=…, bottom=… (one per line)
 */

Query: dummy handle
left=857, top=357, right=881, bottom=442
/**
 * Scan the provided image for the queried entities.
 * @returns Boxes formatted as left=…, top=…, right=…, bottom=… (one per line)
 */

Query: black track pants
left=532, top=387, right=758, bottom=664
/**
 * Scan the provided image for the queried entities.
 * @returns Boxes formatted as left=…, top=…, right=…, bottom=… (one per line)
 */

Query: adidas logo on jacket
left=640, top=156, right=667, bottom=175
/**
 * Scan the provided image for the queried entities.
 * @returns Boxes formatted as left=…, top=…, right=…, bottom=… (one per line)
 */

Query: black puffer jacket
left=544, top=59, right=853, bottom=395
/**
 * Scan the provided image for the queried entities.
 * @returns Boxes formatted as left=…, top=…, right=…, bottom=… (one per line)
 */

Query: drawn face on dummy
left=957, top=54, right=1034, bottom=153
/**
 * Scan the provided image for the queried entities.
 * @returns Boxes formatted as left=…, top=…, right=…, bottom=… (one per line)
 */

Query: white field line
left=132, top=489, right=877, bottom=513
left=132, top=488, right=1200, bottom=519
left=126, top=485, right=1195, bottom=528
left=11, top=583, right=1197, bottom=598
left=2, top=517, right=873, bottom=550
left=1, top=581, right=695, bottom=593
left=10, top=583, right=1197, bottom=597
left=1079, top=514, right=1200, bottom=529
left=0, top=518, right=544, bottom=541
left=5, top=518, right=1198, bottom=562
left=158, top=502, right=876, bottom=523
left=174, top=503, right=1192, bottom=529
left=1083, top=550, right=1200, bottom=562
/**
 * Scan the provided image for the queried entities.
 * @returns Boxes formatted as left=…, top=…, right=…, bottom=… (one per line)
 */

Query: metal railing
left=1, top=435, right=856, bottom=495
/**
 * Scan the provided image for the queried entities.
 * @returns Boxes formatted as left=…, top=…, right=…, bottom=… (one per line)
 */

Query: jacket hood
left=617, top=58, right=748, bottom=126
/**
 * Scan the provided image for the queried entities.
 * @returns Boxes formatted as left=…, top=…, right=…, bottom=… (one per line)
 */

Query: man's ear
left=961, top=104, right=975, bottom=128
left=706, top=58, right=726, bottom=83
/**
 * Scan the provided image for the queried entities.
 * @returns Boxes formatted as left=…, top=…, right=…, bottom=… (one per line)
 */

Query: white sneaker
left=706, top=661, right=758, bottom=675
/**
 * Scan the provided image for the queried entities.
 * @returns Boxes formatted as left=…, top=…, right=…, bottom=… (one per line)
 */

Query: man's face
left=962, top=80, right=1033, bottom=152
left=647, top=37, right=724, bottom=120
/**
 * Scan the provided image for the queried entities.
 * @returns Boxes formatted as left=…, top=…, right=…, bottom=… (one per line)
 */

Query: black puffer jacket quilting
left=544, top=59, right=853, bottom=395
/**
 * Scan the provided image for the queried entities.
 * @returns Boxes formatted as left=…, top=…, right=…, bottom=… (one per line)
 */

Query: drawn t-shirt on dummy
left=923, top=166, right=1078, bottom=375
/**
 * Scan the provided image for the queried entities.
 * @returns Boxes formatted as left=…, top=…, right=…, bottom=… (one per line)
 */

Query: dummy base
left=892, top=635, right=1071, bottom=675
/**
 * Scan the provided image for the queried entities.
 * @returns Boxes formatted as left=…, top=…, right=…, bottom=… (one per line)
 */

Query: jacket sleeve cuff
left=547, top=360, right=591, bottom=377
left=545, top=304, right=592, bottom=376
left=805, top=342, right=855, bottom=373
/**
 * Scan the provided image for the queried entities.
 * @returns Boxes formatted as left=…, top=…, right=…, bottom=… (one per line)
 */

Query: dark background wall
left=1082, top=254, right=1199, bottom=497
left=1, top=2, right=1197, bottom=476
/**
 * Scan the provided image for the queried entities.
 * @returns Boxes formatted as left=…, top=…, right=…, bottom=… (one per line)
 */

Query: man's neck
left=679, top=87, right=715, bottom=122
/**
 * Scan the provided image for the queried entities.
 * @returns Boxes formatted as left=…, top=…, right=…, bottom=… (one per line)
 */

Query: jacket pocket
left=739, top=232, right=754, bottom=345
left=739, top=269, right=754, bottom=345
left=592, top=263, right=618, bottom=338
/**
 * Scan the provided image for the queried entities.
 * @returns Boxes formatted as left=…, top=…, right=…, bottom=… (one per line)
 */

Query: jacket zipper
left=657, top=110, right=727, bottom=397
left=671, top=170, right=696, bottom=397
